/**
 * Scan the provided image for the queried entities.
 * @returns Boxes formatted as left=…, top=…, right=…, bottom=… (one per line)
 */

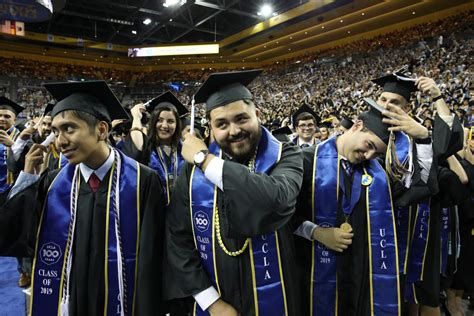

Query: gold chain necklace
left=214, top=149, right=257, bottom=257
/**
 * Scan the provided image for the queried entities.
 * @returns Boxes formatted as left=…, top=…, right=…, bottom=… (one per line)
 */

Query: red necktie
left=88, top=173, right=100, bottom=193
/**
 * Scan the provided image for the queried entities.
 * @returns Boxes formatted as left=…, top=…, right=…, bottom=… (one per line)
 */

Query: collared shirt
left=9, top=147, right=114, bottom=199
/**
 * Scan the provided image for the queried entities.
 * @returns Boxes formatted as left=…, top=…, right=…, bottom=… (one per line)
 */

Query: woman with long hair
left=124, top=91, right=188, bottom=204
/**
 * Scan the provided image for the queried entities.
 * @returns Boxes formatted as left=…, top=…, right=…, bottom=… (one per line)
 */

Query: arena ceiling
left=0, top=0, right=472, bottom=68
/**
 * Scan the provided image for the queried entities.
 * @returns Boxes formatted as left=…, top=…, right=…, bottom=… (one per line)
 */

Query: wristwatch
left=193, top=149, right=209, bottom=169
left=432, top=94, right=443, bottom=103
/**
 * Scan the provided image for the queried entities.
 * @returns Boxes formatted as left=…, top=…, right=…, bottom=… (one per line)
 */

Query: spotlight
left=258, top=4, right=273, bottom=18
left=143, top=18, right=152, bottom=25
left=131, top=30, right=137, bottom=34
left=163, top=0, right=186, bottom=7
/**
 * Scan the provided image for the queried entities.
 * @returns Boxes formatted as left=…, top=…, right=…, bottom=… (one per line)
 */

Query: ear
left=97, top=121, right=109, bottom=140
left=351, top=120, right=364, bottom=132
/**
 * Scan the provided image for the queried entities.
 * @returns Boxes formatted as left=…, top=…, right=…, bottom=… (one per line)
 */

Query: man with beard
left=0, top=81, right=166, bottom=315
left=291, top=104, right=319, bottom=148
left=164, top=70, right=303, bottom=316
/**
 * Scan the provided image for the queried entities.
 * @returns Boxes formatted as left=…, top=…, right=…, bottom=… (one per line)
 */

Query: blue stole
left=392, top=132, right=411, bottom=275
left=440, top=208, right=450, bottom=275
left=311, top=137, right=401, bottom=316
left=0, top=126, right=20, bottom=193
left=190, top=127, right=288, bottom=316
left=149, top=142, right=184, bottom=204
left=30, top=150, right=140, bottom=315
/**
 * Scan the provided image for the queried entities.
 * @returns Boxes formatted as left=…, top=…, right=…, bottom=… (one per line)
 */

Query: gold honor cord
left=214, top=149, right=258, bottom=257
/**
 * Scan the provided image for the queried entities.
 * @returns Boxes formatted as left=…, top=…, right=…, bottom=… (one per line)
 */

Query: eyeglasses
left=298, top=123, right=315, bottom=129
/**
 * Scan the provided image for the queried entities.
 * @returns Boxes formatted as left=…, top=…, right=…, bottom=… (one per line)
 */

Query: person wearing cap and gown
left=318, top=121, right=332, bottom=141
left=0, top=81, right=166, bottom=316
left=272, top=126, right=293, bottom=143
left=164, top=70, right=303, bottom=316
left=372, top=73, right=463, bottom=315
left=291, top=104, right=319, bottom=148
left=0, top=96, right=24, bottom=205
left=181, top=117, right=207, bottom=141
left=124, top=91, right=188, bottom=205
left=294, top=102, right=402, bottom=316
left=338, top=115, right=354, bottom=133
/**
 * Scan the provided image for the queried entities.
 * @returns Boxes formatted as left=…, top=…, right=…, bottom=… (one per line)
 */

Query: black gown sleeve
left=293, top=147, right=315, bottom=231
left=221, top=142, right=303, bottom=238
left=0, top=170, right=57, bottom=257
left=135, top=165, right=167, bottom=315
left=122, top=133, right=149, bottom=165
left=163, top=163, right=213, bottom=300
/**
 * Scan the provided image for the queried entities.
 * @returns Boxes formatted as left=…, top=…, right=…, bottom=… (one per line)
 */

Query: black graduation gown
left=0, top=163, right=166, bottom=315
left=294, top=147, right=376, bottom=316
left=163, top=142, right=303, bottom=315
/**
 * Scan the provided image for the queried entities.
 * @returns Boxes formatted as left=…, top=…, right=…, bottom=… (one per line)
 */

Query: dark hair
left=295, top=112, right=316, bottom=127
left=59, top=110, right=105, bottom=133
left=147, top=105, right=181, bottom=148
left=0, top=105, right=16, bottom=115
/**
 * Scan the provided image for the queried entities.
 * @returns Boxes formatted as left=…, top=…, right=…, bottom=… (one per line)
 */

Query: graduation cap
left=292, top=104, right=320, bottom=127
left=359, top=98, right=391, bottom=144
left=272, top=125, right=292, bottom=136
left=181, top=117, right=206, bottom=136
left=371, top=72, right=418, bottom=102
left=146, top=91, right=188, bottom=117
left=44, top=103, right=55, bottom=116
left=318, top=121, right=332, bottom=129
left=0, top=96, right=24, bottom=115
left=272, top=126, right=293, bottom=143
left=340, top=115, right=354, bottom=130
left=194, top=69, right=262, bottom=112
left=43, top=80, right=129, bottom=122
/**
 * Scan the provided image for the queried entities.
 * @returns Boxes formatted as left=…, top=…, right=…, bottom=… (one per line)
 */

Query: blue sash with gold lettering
left=190, top=127, right=288, bottom=316
left=311, top=137, right=401, bottom=315
left=0, top=127, right=20, bottom=192
left=440, top=208, right=450, bottom=275
left=30, top=150, right=140, bottom=315
left=149, top=142, right=184, bottom=204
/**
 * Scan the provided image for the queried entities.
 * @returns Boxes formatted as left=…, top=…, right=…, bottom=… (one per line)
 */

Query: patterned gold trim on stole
left=385, top=171, right=402, bottom=315
left=275, top=231, right=289, bottom=315
left=132, top=162, right=141, bottom=316
left=364, top=167, right=375, bottom=316
left=211, top=186, right=220, bottom=295
left=404, top=206, right=413, bottom=275
left=420, top=199, right=431, bottom=281
left=29, top=171, right=63, bottom=316
left=103, top=163, right=116, bottom=315
left=249, top=240, right=259, bottom=316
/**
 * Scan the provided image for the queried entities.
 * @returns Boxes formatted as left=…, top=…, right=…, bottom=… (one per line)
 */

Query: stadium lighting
left=163, top=0, right=187, bottom=7
left=143, top=18, right=152, bottom=25
left=258, top=4, right=273, bottom=18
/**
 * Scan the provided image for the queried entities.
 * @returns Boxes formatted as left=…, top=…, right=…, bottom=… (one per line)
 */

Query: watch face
left=195, top=151, right=205, bottom=164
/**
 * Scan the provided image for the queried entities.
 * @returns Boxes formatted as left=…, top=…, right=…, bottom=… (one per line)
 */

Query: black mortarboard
left=44, top=103, right=55, bottom=116
left=292, top=104, right=320, bottom=126
left=359, top=98, right=391, bottom=144
left=340, top=115, right=354, bottom=130
left=181, top=117, right=207, bottom=136
left=194, top=69, right=262, bottom=112
left=372, top=72, right=418, bottom=102
left=272, top=126, right=292, bottom=136
left=146, top=91, right=188, bottom=117
left=318, top=121, right=332, bottom=129
left=0, top=96, right=24, bottom=115
left=43, top=80, right=129, bottom=122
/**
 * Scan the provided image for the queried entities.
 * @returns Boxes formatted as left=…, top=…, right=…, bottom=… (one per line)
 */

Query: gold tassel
left=385, top=131, right=409, bottom=181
